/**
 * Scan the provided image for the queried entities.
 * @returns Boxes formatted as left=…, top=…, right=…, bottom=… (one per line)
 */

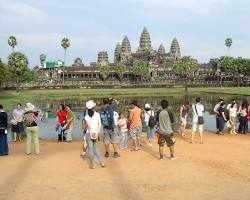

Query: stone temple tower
left=137, top=27, right=152, bottom=53
left=120, top=35, right=132, bottom=64
left=170, top=38, right=181, bottom=60
left=158, top=43, right=166, bottom=54
left=97, top=51, right=109, bottom=65
left=114, top=42, right=121, bottom=63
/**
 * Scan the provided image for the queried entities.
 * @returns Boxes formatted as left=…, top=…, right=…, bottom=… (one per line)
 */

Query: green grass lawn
left=1, top=87, right=250, bottom=110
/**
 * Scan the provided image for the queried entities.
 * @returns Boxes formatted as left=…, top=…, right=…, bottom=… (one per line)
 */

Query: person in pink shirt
left=118, top=112, right=128, bottom=149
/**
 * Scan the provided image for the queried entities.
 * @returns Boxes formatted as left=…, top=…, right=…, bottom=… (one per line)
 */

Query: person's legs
left=65, top=126, right=73, bottom=142
left=93, top=141, right=104, bottom=166
left=191, top=123, right=197, bottom=143
left=198, top=125, right=204, bottom=144
left=238, top=117, right=243, bottom=133
left=86, top=137, right=95, bottom=168
left=216, top=117, right=219, bottom=133
left=119, top=132, right=125, bottom=149
left=243, top=118, right=248, bottom=134
left=26, top=128, right=32, bottom=154
left=13, top=132, right=17, bottom=142
left=147, top=127, right=153, bottom=145
left=17, top=133, right=22, bottom=141
left=158, top=134, right=164, bottom=159
left=33, top=127, right=40, bottom=154
left=103, top=129, right=110, bottom=157
left=218, top=117, right=224, bottom=134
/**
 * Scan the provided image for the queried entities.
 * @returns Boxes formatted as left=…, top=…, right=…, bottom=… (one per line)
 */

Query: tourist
left=238, top=101, right=248, bottom=134
left=101, top=98, right=120, bottom=158
left=129, top=100, right=142, bottom=151
left=11, top=103, right=24, bottom=142
left=179, top=101, right=189, bottom=137
left=228, top=100, right=237, bottom=135
left=217, top=102, right=228, bottom=135
left=64, top=105, right=74, bottom=142
left=213, top=98, right=224, bottom=134
left=24, top=103, right=40, bottom=155
left=143, top=103, right=155, bottom=147
left=118, top=112, right=128, bottom=149
left=157, top=100, right=176, bottom=160
left=56, top=104, right=67, bottom=142
left=191, top=98, right=204, bottom=144
left=0, top=105, right=9, bottom=156
left=85, top=100, right=105, bottom=169
left=80, top=105, right=88, bottom=158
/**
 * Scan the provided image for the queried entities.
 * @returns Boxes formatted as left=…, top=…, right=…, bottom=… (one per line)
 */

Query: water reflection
left=33, top=93, right=249, bottom=139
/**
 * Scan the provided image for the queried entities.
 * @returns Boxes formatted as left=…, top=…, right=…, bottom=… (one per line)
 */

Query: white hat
left=24, top=102, right=35, bottom=112
left=86, top=100, right=96, bottom=109
left=145, top=103, right=151, bottom=109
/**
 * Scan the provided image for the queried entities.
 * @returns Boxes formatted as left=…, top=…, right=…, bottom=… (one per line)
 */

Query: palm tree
left=61, top=37, right=70, bottom=84
left=7, top=52, right=29, bottom=92
left=39, top=53, right=46, bottom=67
left=225, top=38, right=233, bottom=56
left=8, top=36, right=17, bottom=52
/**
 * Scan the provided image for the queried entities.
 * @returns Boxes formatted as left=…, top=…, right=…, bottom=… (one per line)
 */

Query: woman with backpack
left=85, top=100, right=105, bottom=169
left=144, top=104, right=155, bottom=147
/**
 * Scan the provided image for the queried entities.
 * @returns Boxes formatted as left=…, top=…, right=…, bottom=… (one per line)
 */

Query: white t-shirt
left=192, top=103, right=204, bottom=123
left=85, top=112, right=101, bottom=136
left=229, top=107, right=237, bottom=117
left=13, top=109, right=24, bottom=122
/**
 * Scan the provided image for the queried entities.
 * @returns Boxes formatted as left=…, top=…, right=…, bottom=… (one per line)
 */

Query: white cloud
left=0, top=1, right=47, bottom=23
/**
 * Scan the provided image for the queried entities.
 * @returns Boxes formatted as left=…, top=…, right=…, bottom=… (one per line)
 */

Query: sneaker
left=160, top=154, right=163, bottom=160
left=170, top=155, right=176, bottom=160
left=104, top=152, right=109, bottom=158
left=113, top=152, right=120, bottom=158
left=80, top=152, right=87, bottom=158
left=101, top=163, right=105, bottom=168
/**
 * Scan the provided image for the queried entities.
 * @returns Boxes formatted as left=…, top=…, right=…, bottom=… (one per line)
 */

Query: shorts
left=129, top=126, right=142, bottom=141
left=158, top=133, right=175, bottom=147
left=103, top=128, right=119, bottom=145
left=192, top=123, right=203, bottom=133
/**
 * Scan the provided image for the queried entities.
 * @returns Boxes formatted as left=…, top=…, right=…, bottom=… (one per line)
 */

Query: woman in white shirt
left=228, top=100, right=237, bottom=134
left=191, top=98, right=204, bottom=144
left=11, top=103, right=24, bottom=142
left=144, top=104, right=154, bottom=147
left=85, top=100, right=105, bottom=169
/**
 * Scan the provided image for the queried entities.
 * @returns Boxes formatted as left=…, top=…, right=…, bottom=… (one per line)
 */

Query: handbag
left=195, top=105, right=204, bottom=125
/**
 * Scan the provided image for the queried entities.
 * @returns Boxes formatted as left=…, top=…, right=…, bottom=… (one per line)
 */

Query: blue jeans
left=119, top=131, right=128, bottom=149
left=86, top=134, right=104, bottom=166
left=147, top=127, right=153, bottom=140
left=218, top=117, right=225, bottom=132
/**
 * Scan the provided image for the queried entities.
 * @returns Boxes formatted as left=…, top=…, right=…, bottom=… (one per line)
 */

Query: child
left=118, top=112, right=128, bottom=149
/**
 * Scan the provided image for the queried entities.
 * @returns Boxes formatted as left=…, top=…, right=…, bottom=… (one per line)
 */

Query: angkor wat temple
left=37, top=27, right=221, bottom=87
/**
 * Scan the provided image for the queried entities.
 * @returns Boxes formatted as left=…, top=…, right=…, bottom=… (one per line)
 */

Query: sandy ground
left=0, top=131, right=250, bottom=200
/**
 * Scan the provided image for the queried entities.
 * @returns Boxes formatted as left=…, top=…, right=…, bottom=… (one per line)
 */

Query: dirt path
left=0, top=132, right=250, bottom=200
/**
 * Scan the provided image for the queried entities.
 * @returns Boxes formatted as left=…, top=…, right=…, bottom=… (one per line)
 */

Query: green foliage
left=132, top=60, right=149, bottom=78
left=225, top=38, right=233, bottom=55
left=116, top=63, right=125, bottom=80
left=217, top=56, right=234, bottom=72
left=61, top=38, right=70, bottom=50
left=0, top=58, right=11, bottom=85
left=225, top=38, right=233, bottom=48
left=172, top=56, right=198, bottom=77
left=39, top=53, right=46, bottom=66
left=99, top=64, right=109, bottom=79
left=19, top=68, right=35, bottom=83
left=8, top=52, right=28, bottom=76
left=8, top=35, right=17, bottom=50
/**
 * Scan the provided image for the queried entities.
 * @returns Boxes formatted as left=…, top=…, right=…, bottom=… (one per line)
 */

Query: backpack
left=100, top=109, right=112, bottom=129
left=146, top=111, right=156, bottom=129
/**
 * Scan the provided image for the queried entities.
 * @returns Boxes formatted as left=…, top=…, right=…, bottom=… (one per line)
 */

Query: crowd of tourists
left=0, top=97, right=250, bottom=169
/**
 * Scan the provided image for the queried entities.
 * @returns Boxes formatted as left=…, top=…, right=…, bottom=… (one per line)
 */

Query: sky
left=1, top=0, right=250, bottom=67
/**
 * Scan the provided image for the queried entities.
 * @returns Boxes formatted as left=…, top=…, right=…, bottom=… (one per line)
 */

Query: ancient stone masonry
left=37, top=27, right=217, bottom=85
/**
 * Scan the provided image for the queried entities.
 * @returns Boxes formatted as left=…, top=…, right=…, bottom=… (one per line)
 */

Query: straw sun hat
left=24, top=102, right=35, bottom=112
